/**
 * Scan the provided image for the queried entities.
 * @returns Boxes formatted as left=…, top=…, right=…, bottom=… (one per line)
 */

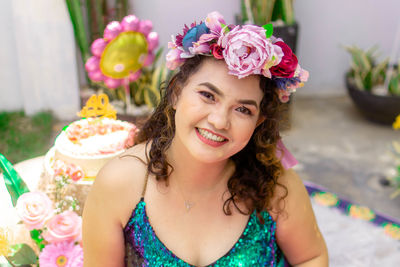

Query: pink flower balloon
left=104, top=21, right=122, bottom=41
left=90, top=38, right=107, bottom=57
left=142, top=53, right=155, bottom=67
left=147, top=32, right=159, bottom=51
left=88, top=70, right=105, bottom=82
left=85, top=56, right=100, bottom=72
left=129, top=70, right=142, bottom=82
left=121, top=15, right=140, bottom=32
left=104, top=77, right=122, bottom=89
left=139, top=20, right=153, bottom=36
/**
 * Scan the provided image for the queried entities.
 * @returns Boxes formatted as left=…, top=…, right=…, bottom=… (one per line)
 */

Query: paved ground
left=283, top=95, right=400, bottom=220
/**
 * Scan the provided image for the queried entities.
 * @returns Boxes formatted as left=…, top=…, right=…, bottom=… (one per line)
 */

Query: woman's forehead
left=186, top=59, right=263, bottom=99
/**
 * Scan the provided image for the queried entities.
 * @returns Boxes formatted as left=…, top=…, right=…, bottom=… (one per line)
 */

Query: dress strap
left=141, top=168, right=150, bottom=198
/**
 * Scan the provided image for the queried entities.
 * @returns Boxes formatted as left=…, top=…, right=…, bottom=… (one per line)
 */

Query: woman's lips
left=195, top=127, right=228, bottom=148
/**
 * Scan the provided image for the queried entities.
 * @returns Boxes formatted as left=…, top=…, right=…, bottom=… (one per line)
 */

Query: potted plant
left=238, top=0, right=298, bottom=53
left=388, top=115, right=400, bottom=198
left=345, top=45, right=400, bottom=124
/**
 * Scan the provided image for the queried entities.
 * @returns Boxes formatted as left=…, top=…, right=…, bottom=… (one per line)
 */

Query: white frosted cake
left=40, top=117, right=137, bottom=212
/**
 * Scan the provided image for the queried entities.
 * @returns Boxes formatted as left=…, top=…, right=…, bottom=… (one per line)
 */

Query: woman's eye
left=199, top=91, right=215, bottom=101
left=236, top=106, right=252, bottom=115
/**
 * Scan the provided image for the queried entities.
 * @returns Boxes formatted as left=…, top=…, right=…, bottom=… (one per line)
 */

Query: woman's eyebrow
left=198, top=82, right=259, bottom=109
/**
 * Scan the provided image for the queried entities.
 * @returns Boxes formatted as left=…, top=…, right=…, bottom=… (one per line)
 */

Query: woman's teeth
left=197, top=128, right=226, bottom=142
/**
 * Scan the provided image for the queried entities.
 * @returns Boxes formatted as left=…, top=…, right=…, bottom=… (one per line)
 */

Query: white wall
left=0, top=0, right=22, bottom=111
left=0, top=0, right=80, bottom=120
left=294, top=0, right=400, bottom=96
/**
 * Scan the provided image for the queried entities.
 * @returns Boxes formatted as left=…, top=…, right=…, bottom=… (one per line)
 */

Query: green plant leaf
left=30, top=229, right=45, bottom=251
left=134, top=83, right=145, bottom=105
left=0, top=154, right=30, bottom=207
left=144, top=86, right=161, bottom=108
left=8, top=244, right=37, bottom=266
left=389, top=75, right=400, bottom=95
left=262, top=23, right=274, bottom=38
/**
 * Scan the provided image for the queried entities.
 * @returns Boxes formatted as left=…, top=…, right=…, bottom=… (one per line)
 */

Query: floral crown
left=166, top=11, right=309, bottom=103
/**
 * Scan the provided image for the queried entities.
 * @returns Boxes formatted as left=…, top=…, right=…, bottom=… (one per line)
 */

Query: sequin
left=124, top=198, right=286, bottom=266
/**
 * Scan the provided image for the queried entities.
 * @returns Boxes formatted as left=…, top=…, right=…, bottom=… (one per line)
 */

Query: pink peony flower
left=270, top=41, right=298, bottom=78
left=16, top=192, right=53, bottom=230
left=166, top=46, right=185, bottom=70
left=43, top=211, right=82, bottom=243
left=39, top=241, right=83, bottom=267
left=218, top=25, right=278, bottom=79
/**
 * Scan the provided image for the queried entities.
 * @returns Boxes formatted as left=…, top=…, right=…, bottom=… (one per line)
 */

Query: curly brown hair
left=136, top=56, right=288, bottom=222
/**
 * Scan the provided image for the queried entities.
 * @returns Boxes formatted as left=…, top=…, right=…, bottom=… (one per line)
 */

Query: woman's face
left=172, top=58, right=264, bottom=163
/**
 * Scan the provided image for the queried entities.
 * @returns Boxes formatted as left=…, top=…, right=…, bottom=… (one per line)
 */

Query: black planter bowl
left=346, top=76, right=400, bottom=125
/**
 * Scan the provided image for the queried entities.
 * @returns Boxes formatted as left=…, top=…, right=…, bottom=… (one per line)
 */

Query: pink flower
left=16, top=192, right=53, bottom=230
left=69, top=165, right=84, bottom=182
left=39, top=241, right=83, bottom=267
left=270, top=41, right=298, bottom=78
left=190, top=42, right=210, bottom=54
left=43, top=211, right=82, bottom=243
left=218, top=25, right=277, bottom=79
left=166, top=46, right=185, bottom=70
left=205, top=11, right=226, bottom=33
left=299, top=68, right=309, bottom=82
left=278, top=89, right=291, bottom=103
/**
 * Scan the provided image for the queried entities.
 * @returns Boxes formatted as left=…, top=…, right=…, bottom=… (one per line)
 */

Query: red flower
left=270, top=41, right=298, bottom=78
left=210, top=43, right=224, bottom=59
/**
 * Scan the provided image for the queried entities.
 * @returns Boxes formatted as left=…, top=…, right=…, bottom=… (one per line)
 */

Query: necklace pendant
left=184, top=200, right=195, bottom=211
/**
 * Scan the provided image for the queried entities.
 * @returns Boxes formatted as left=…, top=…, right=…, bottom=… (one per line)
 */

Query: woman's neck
left=166, top=139, right=234, bottom=196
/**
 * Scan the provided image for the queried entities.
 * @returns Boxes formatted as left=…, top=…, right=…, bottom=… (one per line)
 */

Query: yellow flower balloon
left=100, top=32, right=148, bottom=79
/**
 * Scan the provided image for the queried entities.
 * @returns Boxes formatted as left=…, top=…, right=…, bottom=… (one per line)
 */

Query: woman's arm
left=83, top=148, right=146, bottom=267
left=274, top=169, right=329, bottom=266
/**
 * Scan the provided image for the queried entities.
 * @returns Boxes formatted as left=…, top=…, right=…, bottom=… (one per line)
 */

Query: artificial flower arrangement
left=165, top=11, right=308, bottom=103
left=0, top=154, right=83, bottom=266
left=85, top=15, right=170, bottom=116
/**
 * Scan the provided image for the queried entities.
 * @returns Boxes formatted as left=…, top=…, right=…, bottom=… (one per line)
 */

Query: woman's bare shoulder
left=85, top=142, right=149, bottom=224
left=269, top=168, right=308, bottom=221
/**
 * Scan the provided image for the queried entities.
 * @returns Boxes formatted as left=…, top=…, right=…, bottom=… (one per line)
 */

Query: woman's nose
left=208, top=107, right=230, bottom=130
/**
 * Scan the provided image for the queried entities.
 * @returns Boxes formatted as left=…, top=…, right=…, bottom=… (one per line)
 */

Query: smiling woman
left=82, top=11, right=328, bottom=267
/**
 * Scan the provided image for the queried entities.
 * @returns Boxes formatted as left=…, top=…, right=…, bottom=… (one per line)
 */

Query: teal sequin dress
left=123, top=197, right=287, bottom=266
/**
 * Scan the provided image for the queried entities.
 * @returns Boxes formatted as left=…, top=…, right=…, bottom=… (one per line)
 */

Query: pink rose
left=16, top=192, right=53, bottom=230
left=166, top=46, right=185, bottom=70
left=218, top=25, right=277, bottom=79
left=270, top=41, right=298, bottom=78
left=43, top=211, right=82, bottom=243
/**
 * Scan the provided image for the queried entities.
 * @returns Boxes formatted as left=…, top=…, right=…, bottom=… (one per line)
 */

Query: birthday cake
left=39, top=94, right=137, bottom=212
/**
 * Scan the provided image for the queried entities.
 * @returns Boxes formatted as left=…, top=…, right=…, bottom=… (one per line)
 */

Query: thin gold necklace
left=173, top=161, right=234, bottom=212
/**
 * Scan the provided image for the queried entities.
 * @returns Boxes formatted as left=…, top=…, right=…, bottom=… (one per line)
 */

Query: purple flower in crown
left=218, top=25, right=283, bottom=79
